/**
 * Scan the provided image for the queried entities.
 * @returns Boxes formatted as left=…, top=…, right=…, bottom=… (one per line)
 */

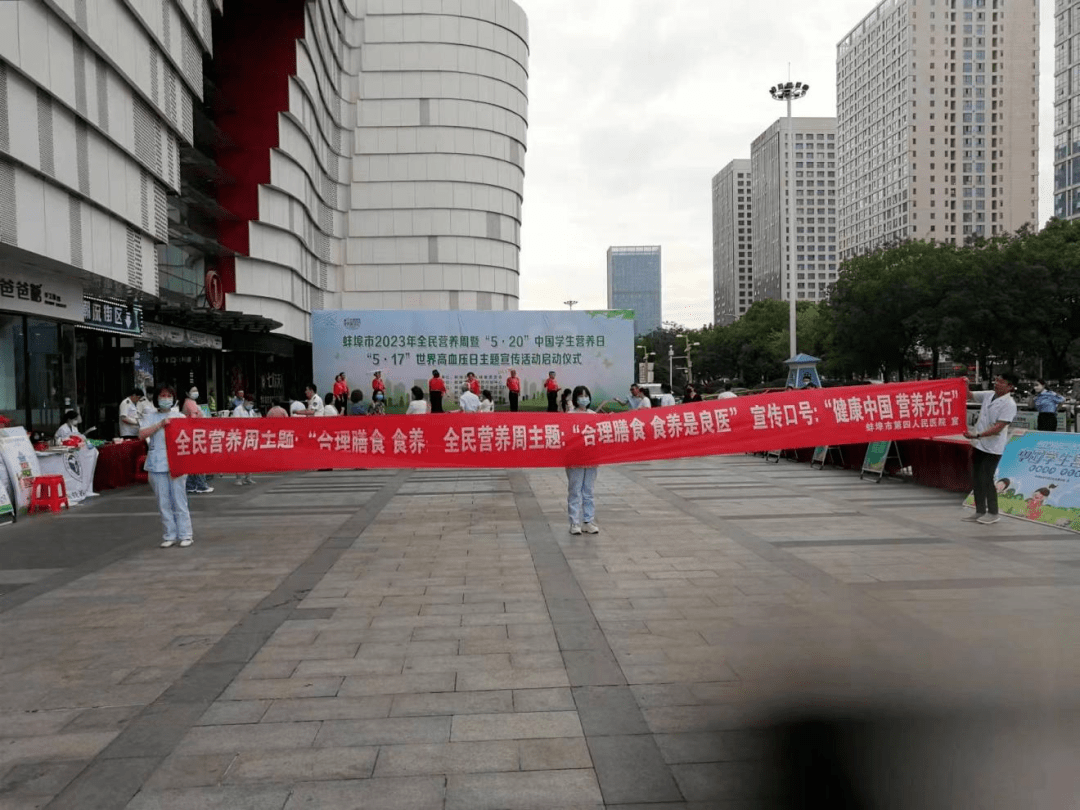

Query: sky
left=515, top=0, right=1056, bottom=329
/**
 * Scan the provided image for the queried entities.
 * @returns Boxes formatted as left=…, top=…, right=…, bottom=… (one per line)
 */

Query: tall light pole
left=668, top=344, right=674, bottom=390
left=770, top=80, right=809, bottom=360
left=563, top=300, right=578, bottom=311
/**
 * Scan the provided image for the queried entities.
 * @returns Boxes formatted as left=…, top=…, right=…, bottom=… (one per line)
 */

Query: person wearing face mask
left=139, top=385, right=193, bottom=548
left=182, top=387, right=214, bottom=495
left=1032, top=380, right=1065, bottom=432
left=566, top=385, right=600, bottom=536
left=371, top=389, right=386, bottom=415
left=55, top=409, right=85, bottom=442
left=231, top=394, right=257, bottom=485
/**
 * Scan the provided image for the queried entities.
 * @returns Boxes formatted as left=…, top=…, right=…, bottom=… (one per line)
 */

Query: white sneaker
left=961, top=513, right=985, bottom=522
left=178, top=538, right=193, bottom=548
left=160, top=539, right=177, bottom=548
left=569, top=524, right=582, bottom=535
left=977, top=514, right=1001, bottom=524
left=582, top=522, right=600, bottom=534
left=196, top=486, right=214, bottom=494
left=235, top=479, right=246, bottom=486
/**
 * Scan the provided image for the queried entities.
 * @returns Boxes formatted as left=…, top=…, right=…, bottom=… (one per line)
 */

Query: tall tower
left=837, top=0, right=1039, bottom=258
left=606, top=246, right=662, bottom=336
left=712, top=160, right=753, bottom=325
left=1055, top=0, right=1080, bottom=220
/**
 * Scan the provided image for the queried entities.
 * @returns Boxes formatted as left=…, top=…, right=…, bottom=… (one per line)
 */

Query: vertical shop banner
left=963, top=432, right=1080, bottom=532
left=312, top=310, right=636, bottom=404
left=167, top=378, right=968, bottom=475
left=0, top=428, right=42, bottom=513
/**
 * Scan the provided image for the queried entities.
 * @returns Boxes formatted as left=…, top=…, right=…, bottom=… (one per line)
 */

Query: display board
left=963, top=432, right=1080, bottom=532
left=312, top=310, right=635, bottom=405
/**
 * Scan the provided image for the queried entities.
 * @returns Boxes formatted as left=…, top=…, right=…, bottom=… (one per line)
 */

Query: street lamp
left=668, top=344, right=675, bottom=390
left=770, top=80, right=809, bottom=361
left=564, top=300, right=578, bottom=311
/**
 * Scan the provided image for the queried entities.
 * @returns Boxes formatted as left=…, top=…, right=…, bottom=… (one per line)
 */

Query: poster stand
left=766, top=449, right=797, bottom=463
left=811, top=446, right=845, bottom=470
left=860, top=440, right=902, bottom=482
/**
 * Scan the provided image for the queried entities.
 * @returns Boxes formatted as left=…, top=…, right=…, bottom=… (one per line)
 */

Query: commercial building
left=1055, top=0, right=1080, bottom=219
left=0, top=0, right=528, bottom=435
left=711, top=159, right=752, bottom=325
left=837, top=0, right=1039, bottom=258
left=750, top=117, right=839, bottom=303
left=606, top=245, right=661, bottom=336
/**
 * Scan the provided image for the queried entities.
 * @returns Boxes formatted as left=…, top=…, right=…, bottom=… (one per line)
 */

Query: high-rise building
left=837, top=0, right=1038, bottom=258
left=606, top=246, right=661, bottom=336
left=751, top=118, right=839, bottom=303
left=0, top=0, right=528, bottom=435
left=712, top=160, right=753, bottom=325
left=1055, top=0, right=1080, bottom=219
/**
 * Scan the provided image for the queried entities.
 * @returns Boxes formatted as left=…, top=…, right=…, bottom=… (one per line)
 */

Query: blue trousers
left=566, top=466, right=598, bottom=526
left=186, top=473, right=208, bottom=492
left=149, top=471, right=192, bottom=541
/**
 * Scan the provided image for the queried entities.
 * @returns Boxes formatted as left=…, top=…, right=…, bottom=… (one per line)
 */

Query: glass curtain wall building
left=712, top=159, right=752, bottom=325
left=606, top=245, right=661, bottom=336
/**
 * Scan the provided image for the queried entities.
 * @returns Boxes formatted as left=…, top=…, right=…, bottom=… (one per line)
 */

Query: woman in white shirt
left=566, top=385, right=599, bottom=536
left=231, top=394, right=256, bottom=485
left=479, top=390, right=495, bottom=413
left=406, top=386, right=429, bottom=414
left=55, top=410, right=85, bottom=442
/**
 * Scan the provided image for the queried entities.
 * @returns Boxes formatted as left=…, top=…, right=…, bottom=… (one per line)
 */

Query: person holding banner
left=567, top=385, right=600, bottom=536
left=963, top=373, right=1019, bottom=525
left=1033, top=380, right=1065, bottom=431
left=139, top=385, right=193, bottom=548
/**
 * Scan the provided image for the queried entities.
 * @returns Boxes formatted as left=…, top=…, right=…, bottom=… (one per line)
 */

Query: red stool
left=28, top=475, right=69, bottom=514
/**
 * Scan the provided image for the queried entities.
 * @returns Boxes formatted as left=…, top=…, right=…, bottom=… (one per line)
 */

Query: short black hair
left=432, top=370, right=440, bottom=377
left=63, top=409, right=79, bottom=422
left=999, top=371, right=1020, bottom=387
left=130, top=387, right=144, bottom=398
left=324, top=392, right=335, bottom=404
left=411, top=386, right=424, bottom=400
left=351, top=389, right=364, bottom=403
left=305, top=383, right=317, bottom=393
left=661, top=383, right=671, bottom=394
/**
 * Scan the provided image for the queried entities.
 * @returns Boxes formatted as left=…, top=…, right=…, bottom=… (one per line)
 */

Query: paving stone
left=445, top=769, right=603, bottom=810
left=62, top=705, right=142, bottom=733
left=518, top=737, right=593, bottom=770
left=451, top=711, right=583, bottom=742
left=315, top=716, right=452, bottom=747
left=572, top=686, right=650, bottom=736
left=225, top=747, right=377, bottom=783
left=142, top=753, right=237, bottom=790
left=512, top=688, right=576, bottom=713
left=283, top=776, right=446, bottom=809
left=338, top=672, right=456, bottom=697
left=456, top=669, right=570, bottom=692
left=587, top=734, right=683, bottom=805
left=670, top=761, right=767, bottom=802
left=0, top=758, right=89, bottom=798
left=402, top=653, right=512, bottom=673
left=0, top=732, right=119, bottom=770
left=173, top=722, right=321, bottom=756
left=374, top=741, right=519, bottom=777
left=390, top=690, right=514, bottom=717
left=292, top=657, right=404, bottom=677
left=197, top=700, right=271, bottom=726
left=126, top=785, right=293, bottom=810
left=260, top=695, right=392, bottom=723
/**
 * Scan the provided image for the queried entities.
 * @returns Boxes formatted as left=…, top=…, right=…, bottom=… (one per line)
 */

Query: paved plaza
left=3, top=454, right=1080, bottom=808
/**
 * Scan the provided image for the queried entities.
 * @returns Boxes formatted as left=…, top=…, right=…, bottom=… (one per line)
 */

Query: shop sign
left=142, top=322, right=223, bottom=350
left=82, top=296, right=142, bottom=336
left=0, top=267, right=82, bottom=322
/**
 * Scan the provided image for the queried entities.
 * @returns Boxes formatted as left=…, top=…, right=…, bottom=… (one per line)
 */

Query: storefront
left=0, top=267, right=83, bottom=437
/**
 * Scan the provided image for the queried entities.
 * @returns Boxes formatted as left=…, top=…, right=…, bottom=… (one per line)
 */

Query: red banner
left=165, top=379, right=968, bottom=475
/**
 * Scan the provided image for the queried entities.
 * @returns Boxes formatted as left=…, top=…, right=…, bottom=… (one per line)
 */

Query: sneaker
left=977, top=514, right=1001, bottom=524
left=178, top=538, right=193, bottom=548
left=569, top=524, right=582, bottom=535
left=582, top=522, right=600, bottom=534
left=160, top=539, right=177, bottom=548
left=235, top=479, right=246, bottom=486
left=961, top=513, right=985, bottom=522
left=196, top=486, right=214, bottom=494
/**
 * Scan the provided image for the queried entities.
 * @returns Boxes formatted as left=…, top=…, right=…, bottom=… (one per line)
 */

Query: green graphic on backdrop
left=963, top=431, right=1080, bottom=533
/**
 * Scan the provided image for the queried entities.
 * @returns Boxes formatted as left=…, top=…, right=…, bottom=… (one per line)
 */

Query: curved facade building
left=343, top=0, right=528, bottom=312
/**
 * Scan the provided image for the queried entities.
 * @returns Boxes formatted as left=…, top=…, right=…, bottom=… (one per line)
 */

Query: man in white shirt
left=658, top=383, right=677, bottom=408
left=119, top=388, right=143, bottom=437
left=962, top=372, right=1018, bottom=525
left=619, top=384, right=652, bottom=410
left=458, top=383, right=481, bottom=413
left=716, top=383, right=738, bottom=400
left=295, top=384, right=324, bottom=416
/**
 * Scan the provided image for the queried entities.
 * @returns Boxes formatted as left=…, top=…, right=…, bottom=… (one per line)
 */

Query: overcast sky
left=515, top=0, right=1056, bottom=328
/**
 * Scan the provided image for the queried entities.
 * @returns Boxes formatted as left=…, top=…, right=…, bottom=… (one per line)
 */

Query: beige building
left=711, top=160, right=752, bottom=325
left=751, top=118, right=839, bottom=303
left=837, top=0, right=1039, bottom=260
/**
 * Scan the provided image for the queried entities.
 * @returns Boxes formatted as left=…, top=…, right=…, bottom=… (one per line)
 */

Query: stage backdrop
left=312, top=310, right=635, bottom=405
left=964, top=431, right=1080, bottom=533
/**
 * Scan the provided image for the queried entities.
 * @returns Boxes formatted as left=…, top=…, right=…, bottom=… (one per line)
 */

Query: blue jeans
left=149, top=471, right=192, bottom=541
left=566, top=466, right=598, bottom=526
left=186, top=473, right=208, bottom=492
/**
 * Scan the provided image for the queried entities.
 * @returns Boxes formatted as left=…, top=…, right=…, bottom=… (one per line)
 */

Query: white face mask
left=189, top=390, right=199, bottom=400
left=158, top=398, right=174, bottom=410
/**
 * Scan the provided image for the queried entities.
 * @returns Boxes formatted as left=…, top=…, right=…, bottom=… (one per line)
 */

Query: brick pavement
left=1, top=456, right=1079, bottom=808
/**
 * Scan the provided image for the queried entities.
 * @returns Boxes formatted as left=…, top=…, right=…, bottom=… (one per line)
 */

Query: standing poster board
left=0, top=460, right=13, bottom=524
left=861, top=440, right=900, bottom=482
left=963, top=432, right=1080, bottom=532
left=0, top=428, right=41, bottom=513
left=811, top=446, right=829, bottom=467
